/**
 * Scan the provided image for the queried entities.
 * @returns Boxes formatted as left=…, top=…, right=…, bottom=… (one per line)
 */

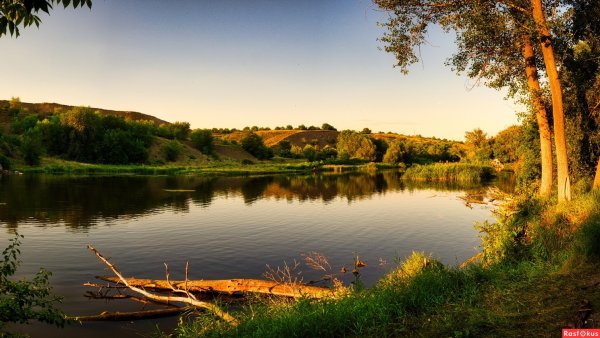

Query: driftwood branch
left=83, top=282, right=128, bottom=289
left=67, top=308, right=187, bottom=322
left=96, top=276, right=333, bottom=299
left=87, top=245, right=238, bottom=326
left=83, top=291, right=183, bottom=308
left=164, top=262, right=196, bottom=300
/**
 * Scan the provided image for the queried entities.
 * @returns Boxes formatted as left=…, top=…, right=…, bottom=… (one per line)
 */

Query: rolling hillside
left=221, top=130, right=339, bottom=148
left=0, top=99, right=169, bottom=130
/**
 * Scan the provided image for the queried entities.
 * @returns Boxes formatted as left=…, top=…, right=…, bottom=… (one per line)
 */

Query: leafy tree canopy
left=0, top=0, right=92, bottom=37
left=336, top=130, right=376, bottom=161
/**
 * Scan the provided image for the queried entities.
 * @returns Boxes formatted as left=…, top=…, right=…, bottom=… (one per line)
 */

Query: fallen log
left=67, top=308, right=187, bottom=322
left=88, top=245, right=238, bottom=326
left=97, top=276, right=333, bottom=299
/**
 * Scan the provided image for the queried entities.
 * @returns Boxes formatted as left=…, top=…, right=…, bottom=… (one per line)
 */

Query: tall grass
left=171, top=252, right=488, bottom=338
left=402, top=163, right=495, bottom=183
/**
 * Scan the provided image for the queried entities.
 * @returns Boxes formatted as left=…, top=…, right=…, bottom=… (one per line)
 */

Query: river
left=0, top=171, right=512, bottom=337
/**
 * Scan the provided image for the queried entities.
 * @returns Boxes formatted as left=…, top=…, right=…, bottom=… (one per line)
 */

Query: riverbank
left=10, top=158, right=502, bottom=181
left=9, top=157, right=404, bottom=176
left=166, top=189, right=600, bottom=337
left=402, top=162, right=496, bottom=183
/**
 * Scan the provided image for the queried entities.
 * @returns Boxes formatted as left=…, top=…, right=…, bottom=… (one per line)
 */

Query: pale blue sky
left=0, top=0, right=519, bottom=140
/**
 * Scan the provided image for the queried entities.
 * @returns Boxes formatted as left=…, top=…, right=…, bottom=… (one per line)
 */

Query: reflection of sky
left=0, top=0, right=519, bottom=140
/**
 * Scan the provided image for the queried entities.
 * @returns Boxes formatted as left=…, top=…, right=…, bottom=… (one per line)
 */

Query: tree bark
left=594, top=157, right=600, bottom=189
left=530, top=0, right=572, bottom=201
left=522, top=35, right=554, bottom=197
left=97, top=276, right=333, bottom=299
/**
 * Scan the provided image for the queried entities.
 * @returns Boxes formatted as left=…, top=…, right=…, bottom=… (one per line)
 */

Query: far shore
left=8, top=158, right=404, bottom=177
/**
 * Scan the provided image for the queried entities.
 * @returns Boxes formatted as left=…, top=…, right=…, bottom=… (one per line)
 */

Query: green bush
left=10, top=114, right=39, bottom=134
left=240, top=132, right=273, bottom=160
left=190, top=129, right=215, bottom=155
left=336, top=130, right=376, bottom=161
left=157, top=122, right=190, bottom=140
left=162, top=140, right=184, bottom=162
left=273, top=140, right=293, bottom=158
left=302, top=144, right=317, bottom=161
left=0, top=234, right=66, bottom=335
left=402, top=163, right=495, bottom=183
left=21, top=131, right=42, bottom=166
left=383, top=141, right=410, bottom=164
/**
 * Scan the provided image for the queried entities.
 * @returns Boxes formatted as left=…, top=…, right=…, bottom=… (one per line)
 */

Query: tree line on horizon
left=0, top=97, right=519, bottom=168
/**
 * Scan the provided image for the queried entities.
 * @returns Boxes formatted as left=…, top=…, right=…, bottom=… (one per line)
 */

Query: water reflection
left=0, top=171, right=512, bottom=230
left=0, top=171, right=510, bottom=338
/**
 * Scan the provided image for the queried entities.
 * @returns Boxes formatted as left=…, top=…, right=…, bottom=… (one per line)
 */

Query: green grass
left=165, top=188, right=600, bottom=337
left=165, top=253, right=490, bottom=338
left=402, top=163, right=495, bottom=183
left=13, top=157, right=404, bottom=177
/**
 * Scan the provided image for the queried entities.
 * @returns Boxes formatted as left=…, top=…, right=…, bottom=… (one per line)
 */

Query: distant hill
left=1, top=99, right=461, bottom=164
left=0, top=100, right=170, bottom=128
left=220, top=129, right=460, bottom=149
left=221, top=130, right=339, bottom=148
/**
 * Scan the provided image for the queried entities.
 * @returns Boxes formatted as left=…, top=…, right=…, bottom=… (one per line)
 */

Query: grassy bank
left=402, top=163, right=495, bottom=183
left=14, top=161, right=310, bottom=176
left=166, top=189, right=600, bottom=337
left=12, top=158, right=403, bottom=176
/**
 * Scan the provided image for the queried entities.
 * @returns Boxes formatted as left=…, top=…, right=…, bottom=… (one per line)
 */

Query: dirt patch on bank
left=214, top=144, right=257, bottom=162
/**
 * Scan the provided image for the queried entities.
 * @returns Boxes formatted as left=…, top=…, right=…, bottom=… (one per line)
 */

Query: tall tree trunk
left=594, top=157, right=600, bottom=189
left=530, top=0, right=572, bottom=202
left=522, top=36, right=553, bottom=197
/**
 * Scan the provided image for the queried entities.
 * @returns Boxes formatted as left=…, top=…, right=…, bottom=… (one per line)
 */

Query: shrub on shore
left=402, top=163, right=494, bottom=183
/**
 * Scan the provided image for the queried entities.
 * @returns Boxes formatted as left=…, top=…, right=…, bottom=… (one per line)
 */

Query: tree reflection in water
left=0, top=171, right=513, bottom=231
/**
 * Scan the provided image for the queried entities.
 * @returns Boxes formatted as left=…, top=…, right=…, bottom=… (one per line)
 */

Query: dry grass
left=147, top=137, right=209, bottom=165
left=213, top=144, right=257, bottom=162
left=220, top=130, right=339, bottom=148
left=256, top=130, right=305, bottom=147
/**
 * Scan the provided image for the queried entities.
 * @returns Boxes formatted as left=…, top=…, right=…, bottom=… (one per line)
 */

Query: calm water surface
left=0, top=171, right=511, bottom=337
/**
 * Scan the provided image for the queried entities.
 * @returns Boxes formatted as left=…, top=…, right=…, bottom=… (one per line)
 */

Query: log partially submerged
left=87, top=245, right=239, bottom=326
left=83, top=245, right=336, bottom=324
left=97, top=276, right=333, bottom=299
left=67, top=308, right=187, bottom=322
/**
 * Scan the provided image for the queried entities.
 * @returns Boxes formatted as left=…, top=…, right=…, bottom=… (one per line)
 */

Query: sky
left=0, top=0, right=520, bottom=140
